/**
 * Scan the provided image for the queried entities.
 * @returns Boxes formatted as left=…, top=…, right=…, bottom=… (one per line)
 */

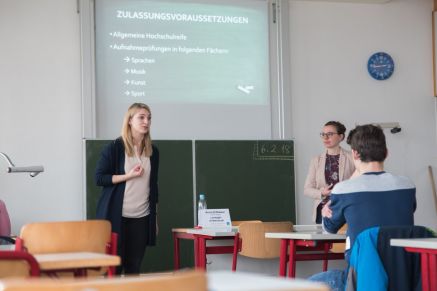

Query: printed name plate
left=198, top=209, right=232, bottom=230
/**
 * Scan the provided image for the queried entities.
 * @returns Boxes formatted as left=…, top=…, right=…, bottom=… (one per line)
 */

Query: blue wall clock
left=367, top=52, right=395, bottom=80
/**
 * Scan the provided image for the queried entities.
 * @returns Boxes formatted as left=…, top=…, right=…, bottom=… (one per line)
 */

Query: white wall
left=0, top=0, right=83, bottom=233
left=289, top=0, right=437, bottom=231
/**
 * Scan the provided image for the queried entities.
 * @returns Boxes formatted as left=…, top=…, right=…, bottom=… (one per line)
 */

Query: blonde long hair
left=121, top=103, right=153, bottom=157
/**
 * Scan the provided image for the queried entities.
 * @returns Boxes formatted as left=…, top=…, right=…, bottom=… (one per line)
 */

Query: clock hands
left=371, top=64, right=389, bottom=68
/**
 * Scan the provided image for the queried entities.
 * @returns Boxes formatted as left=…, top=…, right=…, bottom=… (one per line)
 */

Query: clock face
left=367, top=52, right=395, bottom=80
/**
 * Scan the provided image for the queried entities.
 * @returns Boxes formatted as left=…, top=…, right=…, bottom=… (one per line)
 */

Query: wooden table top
left=34, top=252, right=120, bottom=270
left=265, top=232, right=346, bottom=240
left=390, top=238, right=437, bottom=250
left=172, top=227, right=238, bottom=237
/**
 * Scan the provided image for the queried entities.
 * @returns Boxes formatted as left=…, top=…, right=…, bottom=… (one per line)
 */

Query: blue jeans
left=308, top=269, right=346, bottom=291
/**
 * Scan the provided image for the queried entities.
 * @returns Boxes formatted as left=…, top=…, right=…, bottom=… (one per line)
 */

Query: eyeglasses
left=320, top=132, right=339, bottom=138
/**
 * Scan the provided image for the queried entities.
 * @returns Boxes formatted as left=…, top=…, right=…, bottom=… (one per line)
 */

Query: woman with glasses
left=304, top=121, right=355, bottom=223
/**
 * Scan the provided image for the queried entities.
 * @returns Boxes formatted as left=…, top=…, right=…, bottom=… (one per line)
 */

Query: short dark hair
left=324, top=121, right=346, bottom=135
left=347, top=124, right=387, bottom=162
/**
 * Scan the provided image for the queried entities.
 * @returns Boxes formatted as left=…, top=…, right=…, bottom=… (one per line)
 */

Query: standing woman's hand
left=321, top=184, right=333, bottom=197
left=128, top=164, right=144, bottom=179
left=111, top=164, right=144, bottom=184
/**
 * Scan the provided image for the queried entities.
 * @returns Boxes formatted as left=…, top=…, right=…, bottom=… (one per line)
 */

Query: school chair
left=330, top=224, right=347, bottom=253
left=228, top=220, right=262, bottom=271
left=231, top=220, right=262, bottom=226
left=0, top=251, right=40, bottom=278
left=15, top=220, right=117, bottom=277
left=233, top=221, right=293, bottom=270
left=346, top=225, right=436, bottom=291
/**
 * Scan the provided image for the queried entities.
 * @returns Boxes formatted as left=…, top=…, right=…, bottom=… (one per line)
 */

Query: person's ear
left=352, top=149, right=360, bottom=161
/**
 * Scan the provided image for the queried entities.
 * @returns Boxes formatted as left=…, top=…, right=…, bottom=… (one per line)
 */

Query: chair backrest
left=19, top=220, right=111, bottom=254
left=0, top=270, right=207, bottom=291
left=231, top=220, right=262, bottom=226
left=378, top=225, right=435, bottom=291
left=238, top=221, right=293, bottom=259
left=330, top=224, right=347, bottom=253
left=0, top=251, right=40, bottom=278
left=347, top=225, right=436, bottom=291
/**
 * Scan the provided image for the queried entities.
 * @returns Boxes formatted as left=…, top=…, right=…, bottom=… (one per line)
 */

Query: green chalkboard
left=85, top=139, right=295, bottom=272
left=85, top=139, right=108, bottom=219
left=195, top=140, right=295, bottom=222
left=84, top=139, right=194, bottom=272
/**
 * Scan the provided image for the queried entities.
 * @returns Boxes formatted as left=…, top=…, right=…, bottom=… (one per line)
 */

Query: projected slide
left=96, top=0, right=270, bottom=105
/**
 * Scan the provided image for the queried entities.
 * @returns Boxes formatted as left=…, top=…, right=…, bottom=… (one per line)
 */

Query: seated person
left=308, top=124, right=416, bottom=291
left=0, top=200, right=10, bottom=237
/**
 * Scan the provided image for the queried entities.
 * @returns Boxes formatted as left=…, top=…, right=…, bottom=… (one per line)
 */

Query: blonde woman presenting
left=96, top=103, right=159, bottom=274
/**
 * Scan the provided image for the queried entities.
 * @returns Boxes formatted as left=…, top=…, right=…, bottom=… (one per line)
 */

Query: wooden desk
left=391, top=238, right=437, bottom=291
left=265, top=231, right=346, bottom=278
left=0, top=270, right=328, bottom=291
left=34, top=252, right=120, bottom=277
left=172, top=228, right=239, bottom=271
left=208, top=271, right=329, bottom=291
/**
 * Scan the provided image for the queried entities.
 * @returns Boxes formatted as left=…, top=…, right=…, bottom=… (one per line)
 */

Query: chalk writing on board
left=253, top=141, right=294, bottom=160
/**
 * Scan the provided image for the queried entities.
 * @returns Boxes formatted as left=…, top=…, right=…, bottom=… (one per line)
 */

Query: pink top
left=0, top=200, right=11, bottom=236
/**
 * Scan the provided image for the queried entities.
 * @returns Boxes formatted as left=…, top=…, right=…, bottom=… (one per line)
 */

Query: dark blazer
left=95, top=137, right=159, bottom=246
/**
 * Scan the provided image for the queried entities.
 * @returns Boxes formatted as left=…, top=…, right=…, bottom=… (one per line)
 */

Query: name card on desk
left=198, top=209, right=232, bottom=230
